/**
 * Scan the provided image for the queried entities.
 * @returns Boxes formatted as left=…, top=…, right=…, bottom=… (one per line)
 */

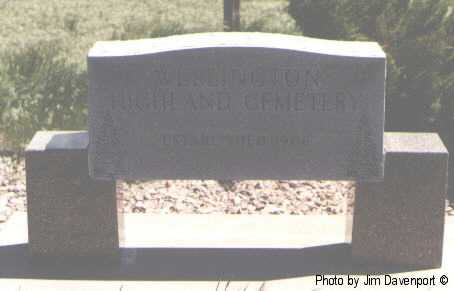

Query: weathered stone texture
left=352, top=132, right=448, bottom=268
left=26, top=131, right=119, bottom=258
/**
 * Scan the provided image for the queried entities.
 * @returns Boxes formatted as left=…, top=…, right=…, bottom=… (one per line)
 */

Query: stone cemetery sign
left=23, top=33, right=448, bottom=268
left=88, top=33, right=386, bottom=180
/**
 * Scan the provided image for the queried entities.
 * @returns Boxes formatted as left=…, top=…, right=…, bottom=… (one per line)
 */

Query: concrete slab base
left=0, top=213, right=453, bottom=290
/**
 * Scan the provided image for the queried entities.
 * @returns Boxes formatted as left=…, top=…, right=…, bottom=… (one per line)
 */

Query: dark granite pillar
left=26, top=131, right=119, bottom=259
left=352, top=132, right=449, bottom=268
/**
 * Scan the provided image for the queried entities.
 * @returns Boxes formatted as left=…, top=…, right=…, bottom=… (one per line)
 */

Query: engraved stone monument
left=87, top=33, right=386, bottom=181
left=23, top=33, right=448, bottom=269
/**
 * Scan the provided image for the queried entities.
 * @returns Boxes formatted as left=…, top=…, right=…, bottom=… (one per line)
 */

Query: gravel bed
left=1, top=155, right=453, bottom=223
left=117, top=179, right=354, bottom=215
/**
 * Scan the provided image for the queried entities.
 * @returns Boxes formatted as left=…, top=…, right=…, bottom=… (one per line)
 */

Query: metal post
left=224, top=0, right=240, bottom=31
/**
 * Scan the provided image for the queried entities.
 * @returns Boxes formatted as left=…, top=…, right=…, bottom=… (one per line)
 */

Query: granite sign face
left=88, top=33, right=386, bottom=180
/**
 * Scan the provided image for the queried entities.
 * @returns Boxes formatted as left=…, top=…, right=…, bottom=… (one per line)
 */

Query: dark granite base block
left=352, top=132, right=449, bottom=268
left=25, top=131, right=119, bottom=258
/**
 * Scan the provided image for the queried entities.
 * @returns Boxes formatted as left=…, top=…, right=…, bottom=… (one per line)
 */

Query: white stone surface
left=0, top=213, right=453, bottom=291
left=26, top=131, right=88, bottom=151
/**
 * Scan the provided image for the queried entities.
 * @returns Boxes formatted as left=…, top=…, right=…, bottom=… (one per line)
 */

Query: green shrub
left=241, top=0, right=299, bottom=34
left=288, top=0, right=454, bottom=132
left=0, top=40, right=87, bottom=148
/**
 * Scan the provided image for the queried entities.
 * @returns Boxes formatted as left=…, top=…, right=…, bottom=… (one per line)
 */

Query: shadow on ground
left=0, top=243, right=426, bottom=280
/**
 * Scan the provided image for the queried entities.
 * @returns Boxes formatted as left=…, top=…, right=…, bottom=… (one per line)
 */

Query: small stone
left=288, top=182, right=298, bottom=188
left=0, top=214, right=7, bottom=223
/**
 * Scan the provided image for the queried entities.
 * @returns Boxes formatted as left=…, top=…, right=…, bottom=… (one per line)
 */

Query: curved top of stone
left=88, top=32, right=386, bottom=59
